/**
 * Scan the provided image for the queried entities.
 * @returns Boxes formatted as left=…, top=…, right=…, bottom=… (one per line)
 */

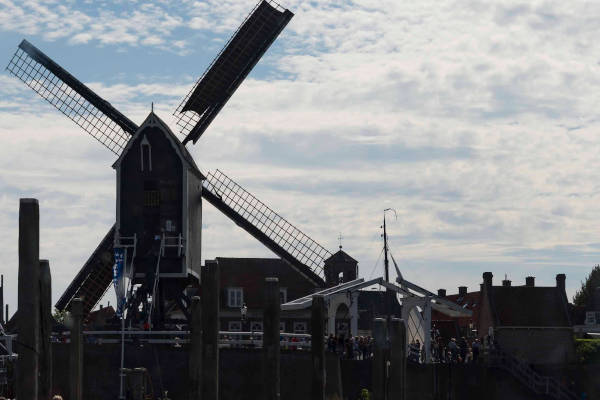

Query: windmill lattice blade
left=203, top=170, right=330, bottom=282
left=6, top=40, right=137, bottom=155
left=174, top=1, right=293, bottom=145
left=55, top=225, right=115, bottom=317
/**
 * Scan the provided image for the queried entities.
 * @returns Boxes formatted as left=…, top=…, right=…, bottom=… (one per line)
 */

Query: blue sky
left=1, top=0, right=599, bottom=312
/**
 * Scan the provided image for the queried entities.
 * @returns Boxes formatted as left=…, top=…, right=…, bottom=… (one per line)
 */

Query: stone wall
left=495, top=328, right=576, bottom=365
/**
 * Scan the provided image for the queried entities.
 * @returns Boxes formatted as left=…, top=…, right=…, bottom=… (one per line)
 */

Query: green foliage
left=573, top=265, right=600, bottom=306
left=574, top=339, right=600, bottom=364
left=52, top=307, right=67, bottom=324
left=358, top=389, right=371, bottom=400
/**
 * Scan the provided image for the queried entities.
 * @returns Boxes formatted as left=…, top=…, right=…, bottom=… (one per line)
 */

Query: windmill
left=5, top=0, right=334, bottom=325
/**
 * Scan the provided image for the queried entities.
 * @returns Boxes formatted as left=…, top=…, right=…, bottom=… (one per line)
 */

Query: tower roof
left=324, top=249, right=358, bottom=264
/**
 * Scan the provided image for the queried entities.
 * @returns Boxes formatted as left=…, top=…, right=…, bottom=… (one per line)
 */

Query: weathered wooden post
left=40, top=259, right=53, bottom=400
left=17, top=198, right=40, bottom=400
left=70, top=297, right=84, bottom=400
left=263, top=277, right=280, bottom=400
left=388, top=318, right=406, bottom=400
left=311, top=295, right=325, bottom=400
left=0, top=275, right=4, bottom=325
left=201, top=260, right=219, bottom=400
left=372, top=318, right=388, bottom=400
left=189, top=296, right=202, bottom=400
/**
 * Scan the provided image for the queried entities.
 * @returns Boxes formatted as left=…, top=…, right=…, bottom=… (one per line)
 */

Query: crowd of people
left=326, top=334, right=374, bottom=359
left=409, top=335, right=485, bottom=364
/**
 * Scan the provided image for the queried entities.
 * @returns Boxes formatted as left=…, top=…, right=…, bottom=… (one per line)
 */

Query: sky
left=0, top=0, right=599, bottom=313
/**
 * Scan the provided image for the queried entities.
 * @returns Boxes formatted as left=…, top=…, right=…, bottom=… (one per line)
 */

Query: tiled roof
left=490, top=286, right=570, bottom=327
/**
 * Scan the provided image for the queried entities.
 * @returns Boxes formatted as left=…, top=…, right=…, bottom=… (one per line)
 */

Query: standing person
left=327, top=334, right=336, bottom=353
left=459, top=337, right=468, bottom=363
left=448, top=338, right=458, bottom=363
left=472, top=338, right=480, bottom=362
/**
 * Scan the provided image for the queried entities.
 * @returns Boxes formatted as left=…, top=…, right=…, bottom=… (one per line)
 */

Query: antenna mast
left=383, top=216, right=389, bottom=283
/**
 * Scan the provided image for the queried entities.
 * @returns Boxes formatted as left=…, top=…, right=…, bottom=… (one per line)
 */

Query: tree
left=573, top=265, right=600, bottom=306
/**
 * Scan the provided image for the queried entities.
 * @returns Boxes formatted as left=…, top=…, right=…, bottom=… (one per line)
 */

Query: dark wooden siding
left=119, top=125, right=184, bottom=275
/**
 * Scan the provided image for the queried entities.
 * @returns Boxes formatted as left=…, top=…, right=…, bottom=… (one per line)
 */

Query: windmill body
left=111, top=112, right=204, bottom=325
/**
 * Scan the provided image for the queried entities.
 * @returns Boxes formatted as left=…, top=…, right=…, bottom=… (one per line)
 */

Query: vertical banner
left=113, top=248, right=125, bottom=317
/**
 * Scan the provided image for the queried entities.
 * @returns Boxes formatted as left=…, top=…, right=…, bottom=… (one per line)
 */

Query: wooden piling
left=372, top=318, right=388, bottom=400
left=189, top=296, right=202, bottom=400
left=311, top=295, right=325, bottom=400
left=0, top=275, right=4, bottom=325
left=263, top=277, right=280, bottom=400
left=201, top=261, right=219, bottom=400
left=40, top=259, right=52, bottom=400
left=70, top=297, right=84, bottom=400
left=17, top=198, right=40, bottom=400
left=388, top=318, right=406, bottom=400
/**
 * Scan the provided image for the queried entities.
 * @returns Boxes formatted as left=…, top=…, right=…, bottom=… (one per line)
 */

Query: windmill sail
left=174, top=0, right=293, bottom=144
left=203, top=170, right=330, bottom=286
left=6, top=40, right=136, bottom=155
left=55, top=226, right=115, bottom=315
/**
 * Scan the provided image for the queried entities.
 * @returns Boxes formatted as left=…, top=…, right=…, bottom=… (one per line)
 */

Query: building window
left=250, top=321, right=263, bottom=332
left=227, top=287, right=243, bottom=308
left=279, top=321, right=286, bottom=332
left=279, top=288, right=287, bottom=304
left=228, top=321, right=242, bottom=332
left=293, top=322, right=307, bottom=333
left=585, top=311, right=597, bottom=326
left=143, top=190, right=160, bottom=207
left=140, top=136, right=152, bottom=172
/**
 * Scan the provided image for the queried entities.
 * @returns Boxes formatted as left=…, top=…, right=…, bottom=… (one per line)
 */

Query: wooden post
left=372, top=318, right=388, bottom=400
left=0, top=275, right=4, bottom=325
left=263, top=277, right=280, bottom=400
left=388, top=318, right=406, bottom=400
left=201, top=261, right=219, bottom=400
left=70, top=298, right=84, bottom=400
left=40, top=259, right=53, bottom=400
left=189, top=296, right=202, bottom=400
left=311, top=295, right=325, bottom=400
left=17, top=198, right=40, bottom=400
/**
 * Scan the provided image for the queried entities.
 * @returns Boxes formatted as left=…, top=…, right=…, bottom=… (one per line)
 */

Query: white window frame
left=293, top=321, right=307, bottom=333
left=227, top=287, right=244, bottom=308
left=279, top=288, right=287, bottom=304
left=228, top=321, right=242, bottom=332
left=250, top=321, right=263, bottom=332
left=140, top=135, right=152, bottom=172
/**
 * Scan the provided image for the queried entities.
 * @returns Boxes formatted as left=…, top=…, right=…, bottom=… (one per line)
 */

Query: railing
left=488, top=349, right=579, bottom=400
left=52, top=330, right=314, bottom=349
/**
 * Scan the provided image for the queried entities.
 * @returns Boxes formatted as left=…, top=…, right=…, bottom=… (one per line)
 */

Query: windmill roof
left=324, top=248, right=358, bottom=264
left=112, top=111, right=204, bottom=180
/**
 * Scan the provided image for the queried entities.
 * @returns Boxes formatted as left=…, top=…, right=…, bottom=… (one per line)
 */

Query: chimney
left=483, top=272, right=493, bottom=288
left=502, top=280, right=511, bottom=287
left=437, top=289, right=446, bottom=297
left=525, top=276, right=535, bottom=287
left=556, top=274, right=566, bottom=292
left=458, top=286, right=467, bottom=296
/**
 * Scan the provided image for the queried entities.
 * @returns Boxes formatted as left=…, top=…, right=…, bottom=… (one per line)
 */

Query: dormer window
left=141, top=135, right=152, bottom=172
